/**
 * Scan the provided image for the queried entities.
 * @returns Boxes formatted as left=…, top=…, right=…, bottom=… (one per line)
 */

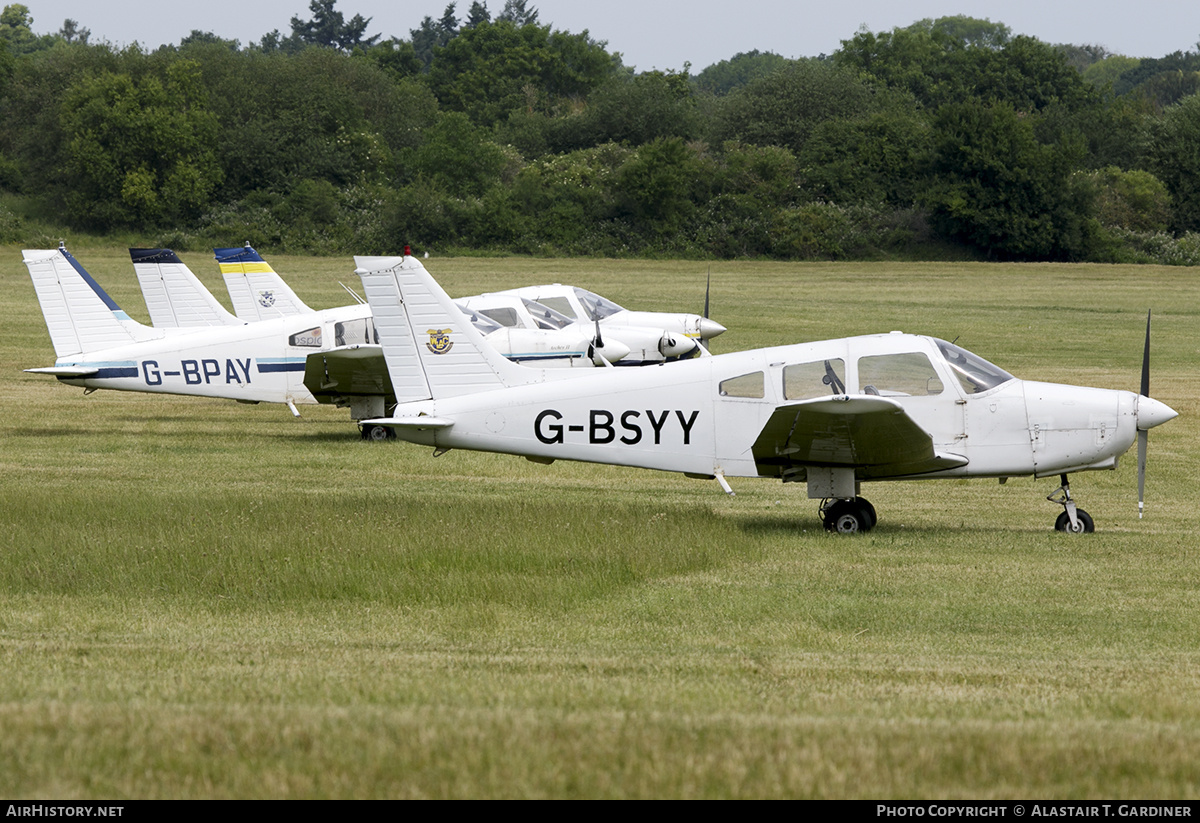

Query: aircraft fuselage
left=385, top=332, right=1153, bottom=484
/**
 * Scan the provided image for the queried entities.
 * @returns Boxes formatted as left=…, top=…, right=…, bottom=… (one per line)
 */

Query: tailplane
left=23, top=246, right=159, bottom=359
left=130, top=248, right=241, bottom=328
left=355, top=254, right=537, bottom=402
left=215, top=244, right=312, bottom=321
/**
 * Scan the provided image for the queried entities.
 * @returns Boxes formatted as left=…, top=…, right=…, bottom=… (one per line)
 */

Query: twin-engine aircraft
left=356, top=252, right=1178, bottom=533
left=492, top=283, right=726, bottom=355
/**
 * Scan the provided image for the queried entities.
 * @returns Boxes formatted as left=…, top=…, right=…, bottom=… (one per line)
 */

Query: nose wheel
left=1048, top=474, right=1094, bottom=533
left=821, top=498, right=877, bottom=534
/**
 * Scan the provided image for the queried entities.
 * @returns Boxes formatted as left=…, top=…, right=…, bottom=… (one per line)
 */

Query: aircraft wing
left=303, top=345, right=395, bottom=404
left=752, top=395, right=968, bottom=480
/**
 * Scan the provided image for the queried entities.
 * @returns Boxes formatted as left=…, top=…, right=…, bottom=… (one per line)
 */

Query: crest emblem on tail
left=426, top=329, right=453, bottom=354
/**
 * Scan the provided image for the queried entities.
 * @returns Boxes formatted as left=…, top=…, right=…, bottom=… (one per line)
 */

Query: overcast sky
left=21, top=0, right=1200, bottom=70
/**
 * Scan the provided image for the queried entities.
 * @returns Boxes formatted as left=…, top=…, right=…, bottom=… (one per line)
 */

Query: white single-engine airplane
left=25, top=245, right=379, bottom=417
left=356, top=252, right=1178, bottom=533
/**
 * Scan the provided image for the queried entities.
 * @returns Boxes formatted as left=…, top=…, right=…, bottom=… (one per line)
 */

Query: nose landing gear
left=1048, top=474, right=1094, bottom=533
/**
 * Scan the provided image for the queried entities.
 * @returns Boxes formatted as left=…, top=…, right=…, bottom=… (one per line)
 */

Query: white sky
left=21, top=1, right=1200, bottom=70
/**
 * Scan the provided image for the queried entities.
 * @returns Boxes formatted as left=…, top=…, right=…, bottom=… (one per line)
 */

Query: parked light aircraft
left=127, top=245, right=719, bottom=434
left=208, top=244, right=718, bottom=363
left=496, top=283, right=726, bottom=354
left=458, top=291, right=705, bottom=365
left=25, top=245, right=376, bottom=417
left=130, top=245, right=625, bottom=366
left=24, top=246, right=626, bottom=435
left=355, top=252, right=1178, bottom=533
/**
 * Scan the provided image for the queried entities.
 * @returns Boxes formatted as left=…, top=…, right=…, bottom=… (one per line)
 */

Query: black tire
left=1054, top=509, right=1095, bottom=533
left=823, top=500, right=873, bottom=534
left=362, top=424, right=393, bottom=441
left=859, top=498, right=877, bottom=530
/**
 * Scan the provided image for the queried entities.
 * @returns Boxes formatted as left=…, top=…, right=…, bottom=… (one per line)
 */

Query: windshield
left=522, top=298, right=573, bottom=330
left=935, top=339, right=1015, bottom=394
left=455, top=303, right=502, bottom=334
left=574, top=288, right=624, bottom=321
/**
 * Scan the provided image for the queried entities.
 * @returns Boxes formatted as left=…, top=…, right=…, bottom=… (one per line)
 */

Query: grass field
left=2, top=245, right=1198, bottom=798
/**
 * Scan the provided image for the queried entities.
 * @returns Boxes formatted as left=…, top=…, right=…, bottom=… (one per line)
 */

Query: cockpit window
left=536, top=296, right=577, bottom=318
left=574, top=288, right=624, bottom=321
left=522, top=298, right=573, bottom=330
left=858, top=352, right=943, bottom=397
left=478, top=307, right=521, bottom=328
left=455, top=303, right=503, bottom=335
left=719, top=371, right=764, bottom=398
left=289, top=326, right=323, bottom=347
left=784, top=359, right=846, bottom=400
left=335, top=318, right=377, bottom=346
left=935, top=339, right=1015, bottom=394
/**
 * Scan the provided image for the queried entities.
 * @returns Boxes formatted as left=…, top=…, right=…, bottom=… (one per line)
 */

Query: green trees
left=56, top=60, right=222, bottom=230
left=923, top=101, right=1095, bottom=260
left=711, top=59, right=879, bottom=155
left=0, top=4, right=1192, bottom=262
left=288, top=0, right=380, bottom=52
left=693, top=50, right=788, bottom=95
left=427, top=20, right=617, bottom=127
left=1145, top=93, right=1200, bottom=233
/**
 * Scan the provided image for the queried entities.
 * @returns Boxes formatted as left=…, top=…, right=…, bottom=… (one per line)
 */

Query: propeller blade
left=704, top=267, right=711, bottom=320
left=1138, top=429, right=1148, bottom=519
left=1138, top=310, right=1152, bottom=518
left=593, top=317, right=603, bottom=349
left=1141, top=309, right=1151, bottom=398
left=700, top=267, right=712, bottom=352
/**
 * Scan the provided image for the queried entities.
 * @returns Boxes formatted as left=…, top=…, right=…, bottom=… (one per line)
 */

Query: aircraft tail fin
left=23, top=246, right=157, bottom=360
left=130, top=248, right=241, bottom=328
left=215, top=244, right=313, bottom=321
left=356, top=254, right=535, bottom=402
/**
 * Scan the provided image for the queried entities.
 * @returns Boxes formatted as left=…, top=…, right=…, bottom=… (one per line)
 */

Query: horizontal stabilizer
left=361, top=415, right=454, bottom=430
left=24, top=365, right=100, bottom=377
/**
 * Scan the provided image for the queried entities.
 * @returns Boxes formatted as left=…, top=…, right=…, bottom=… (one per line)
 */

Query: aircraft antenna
left=339, top=282, right=367, bottom=305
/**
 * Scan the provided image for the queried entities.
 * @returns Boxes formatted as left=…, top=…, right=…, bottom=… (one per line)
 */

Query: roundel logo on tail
left=426, top=328, right=454, bottom=354
left=257, top=290, right=276, bottom=308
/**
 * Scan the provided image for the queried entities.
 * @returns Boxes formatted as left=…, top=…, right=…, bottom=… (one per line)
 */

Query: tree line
left=1, top=1, right=1199, bottom=264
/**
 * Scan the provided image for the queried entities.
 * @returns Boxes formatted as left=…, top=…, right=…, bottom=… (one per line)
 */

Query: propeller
left=1135, top=310, right=1179, bottom=518
left=588, top=317, right=613, bottom=367
left=1138, top=310, right=1151, bottom=518
left=700, top=267, right=712, bottom=352
left=696, top=267, right=726, bottom=347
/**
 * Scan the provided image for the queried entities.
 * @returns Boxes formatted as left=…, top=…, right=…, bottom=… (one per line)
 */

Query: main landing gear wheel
left=822, top=498, right=876, bottom=534
left=1055, top=509, right=1095, bottom=533
left=361, top=424, right=394, bottom=441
